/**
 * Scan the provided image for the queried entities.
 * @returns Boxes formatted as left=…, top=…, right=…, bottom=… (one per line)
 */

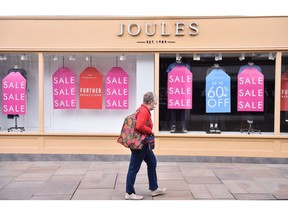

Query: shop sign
left=2, top=72, right=26, bottom=114
left=206, top=69, right=231, bottom=113
left=52, top=67, right=77, bottom=109
left=117, top=22, right=199, bottom=37
left=79, top=67, right=103, bottom=109
left=168, top=66, right=193, bottom=109
left=237, top=68, right=264, bottom=112
left=105, top=67, right=129, bottom=109
left=281, top=71, right=288, bottom=111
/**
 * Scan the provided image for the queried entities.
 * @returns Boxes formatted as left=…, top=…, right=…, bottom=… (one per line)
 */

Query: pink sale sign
left=53, top=67, right=77, bottom=109
left=237, top=68, right=264, bottom=112
left=105, top=67, right=129, bottom=109
left=168, top=66, right=193, bottom=109
left=2, top=72, right=26, bottom=114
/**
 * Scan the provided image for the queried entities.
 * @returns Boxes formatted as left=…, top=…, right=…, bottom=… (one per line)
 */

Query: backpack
left=117, top=110, right=146, bottom=150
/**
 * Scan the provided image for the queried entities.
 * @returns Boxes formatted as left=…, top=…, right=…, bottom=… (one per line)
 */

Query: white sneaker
left=151, top=187, right=166, bottom=197
left=125, top=193, right=143, bottom=200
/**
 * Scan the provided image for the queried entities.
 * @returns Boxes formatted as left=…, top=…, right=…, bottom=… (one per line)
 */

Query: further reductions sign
left=237, top=67, right=264, bottom=112
left=53, top=67, right=77, bottom=109
left=281, top=71, right=288, bottom=111
left=206, top=69, right=231, bottom=113
left=168, top=66, right=193, bottom=109
left=79, top=67, right=103, bottom=109
left=2, top=72, right=26, bottom=114
left=105, top=67, right=129, bottom=109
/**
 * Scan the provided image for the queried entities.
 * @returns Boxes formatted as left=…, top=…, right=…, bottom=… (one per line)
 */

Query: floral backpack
left=117, top=110, right=146, bottom=150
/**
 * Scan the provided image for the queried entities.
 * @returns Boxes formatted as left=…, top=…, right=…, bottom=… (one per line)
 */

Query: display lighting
left=119, top=54, right=126, bottom=61
left=20, top=54, right=28, bottom=61
left=69, top=55, right=76, bottom=61
left=239, top=53, right=245, bottom=61
left=215, top=53, right=222, bottom=61
left=268, top=52, right=275, bottom=60
left=0, top=55, right=7, bottom=61
left=52, top=55, right=58, bottom=61
left=193, top=53, right=200, bottom=61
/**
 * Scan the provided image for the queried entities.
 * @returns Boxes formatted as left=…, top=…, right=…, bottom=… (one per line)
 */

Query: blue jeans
left=126, top=144, right=158, bottom=194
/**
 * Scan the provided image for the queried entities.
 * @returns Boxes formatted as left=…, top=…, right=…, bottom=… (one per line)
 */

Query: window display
left=166, top=54, right=192, bottom=133
left=44, top=53, right=154, bottom=133
left=159, top=53, right=276, bottom=134
left=206, top=63, right=231, bottom=134
left=280, top=52, right=288, bottom=133
left=0, top=53, right=39, bottom=132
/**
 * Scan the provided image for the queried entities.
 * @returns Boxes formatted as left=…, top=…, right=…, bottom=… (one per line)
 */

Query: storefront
left=0, top=16, right=288, bottom=159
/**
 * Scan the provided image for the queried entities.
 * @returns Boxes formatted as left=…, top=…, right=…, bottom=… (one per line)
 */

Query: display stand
left=240, top=119, right=261, bottom=135
left=7, top=115, right=25, bottom=132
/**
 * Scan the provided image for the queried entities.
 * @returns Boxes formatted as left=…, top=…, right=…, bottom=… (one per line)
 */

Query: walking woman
left=125, top=92, right=166, bottom=200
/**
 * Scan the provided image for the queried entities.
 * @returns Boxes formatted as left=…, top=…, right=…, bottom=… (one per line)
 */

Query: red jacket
left=135, top=104, right=153, bottom=136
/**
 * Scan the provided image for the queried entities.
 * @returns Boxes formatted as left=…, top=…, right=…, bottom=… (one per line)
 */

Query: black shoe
left=214, top=127, right=221, bottom=133
left=209, top=126, right=215, bottom=133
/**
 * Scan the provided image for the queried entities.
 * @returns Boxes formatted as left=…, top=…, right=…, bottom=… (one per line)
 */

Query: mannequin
left=238, top=60, right=262, bottom=134
left=166, top=54, right=191, bottom=133
left=206, top=62, right=227, bottom=133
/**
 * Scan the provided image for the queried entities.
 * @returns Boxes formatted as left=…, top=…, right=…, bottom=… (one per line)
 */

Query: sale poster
left=281, top=71, right=288, bottom=111
left=79, top=67, right=103, bottom=109
left=2, top=72, right=26, bottom=114
left=105, top=67, right=129, bottom=109
left=237, top=67, right=264, bottom=112
left=52, top=67, right=77, bottom=109
left=167, top=66, right=193, bottom=109
left=206, top=69, right=231, bottom=113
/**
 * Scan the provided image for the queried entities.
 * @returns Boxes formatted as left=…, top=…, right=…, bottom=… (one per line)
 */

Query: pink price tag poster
left=79, top=67, right=103, bottom=109
left=2, top=72, right=26, bottom=114
left=237, top=67, right=264, bottom=112
left=52, top=67, right=77, bottom=109
left=105, top=67, right=129, bottom=109
left=281, top=71, right=288, bottom=111
left=168, top=66, right=193, bottom=109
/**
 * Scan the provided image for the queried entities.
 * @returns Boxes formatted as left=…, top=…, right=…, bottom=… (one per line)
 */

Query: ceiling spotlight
left=193, top=53, right=200, bottom=61
left=0, top=55, right=7, bottom=61
left=20, top=54, right=28, bottom=61
left=52, top=55, right=58, bottom=61
left=215, top=53, right=222, bottom=61
left=239, top=53, right=245, bottom=61
left=119, top=54, right=126, bottom=61
left=69, top=55, right=76, bottom=61
left=85, top=56, right=90, bottom=61
left=268, top=52, right=275, bottom=60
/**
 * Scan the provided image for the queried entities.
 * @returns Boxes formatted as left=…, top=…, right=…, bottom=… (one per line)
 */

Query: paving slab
left=189, top=184, right=213, bottom=199
left=72, top=189, right=114, bottom=200
left=205, top=184, right=234, bottom=199
left=34, top=181, right=80, bottom=196
left=233, top=193, right=276, bottom=200
left=78, top=171, right=117, bottom=189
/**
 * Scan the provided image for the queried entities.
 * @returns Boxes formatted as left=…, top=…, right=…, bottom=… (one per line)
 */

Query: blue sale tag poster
left=206, top=69, right=231, bottom=113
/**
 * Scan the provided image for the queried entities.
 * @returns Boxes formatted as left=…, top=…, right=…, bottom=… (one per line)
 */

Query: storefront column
left=274, top=51, right=282, bottom=135
left=38, top=52, right=44, bottom=133
left=154, top=52, right=160, bottom=133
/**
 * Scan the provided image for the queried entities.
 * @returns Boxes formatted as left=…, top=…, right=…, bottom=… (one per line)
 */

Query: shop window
left=280, top=52, right=288, bottom=133
left=44, top=53, right=154, bottom=133
left=0, top=53, right=39, bottom=132
left=159, top=53, right=276, bottom=134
